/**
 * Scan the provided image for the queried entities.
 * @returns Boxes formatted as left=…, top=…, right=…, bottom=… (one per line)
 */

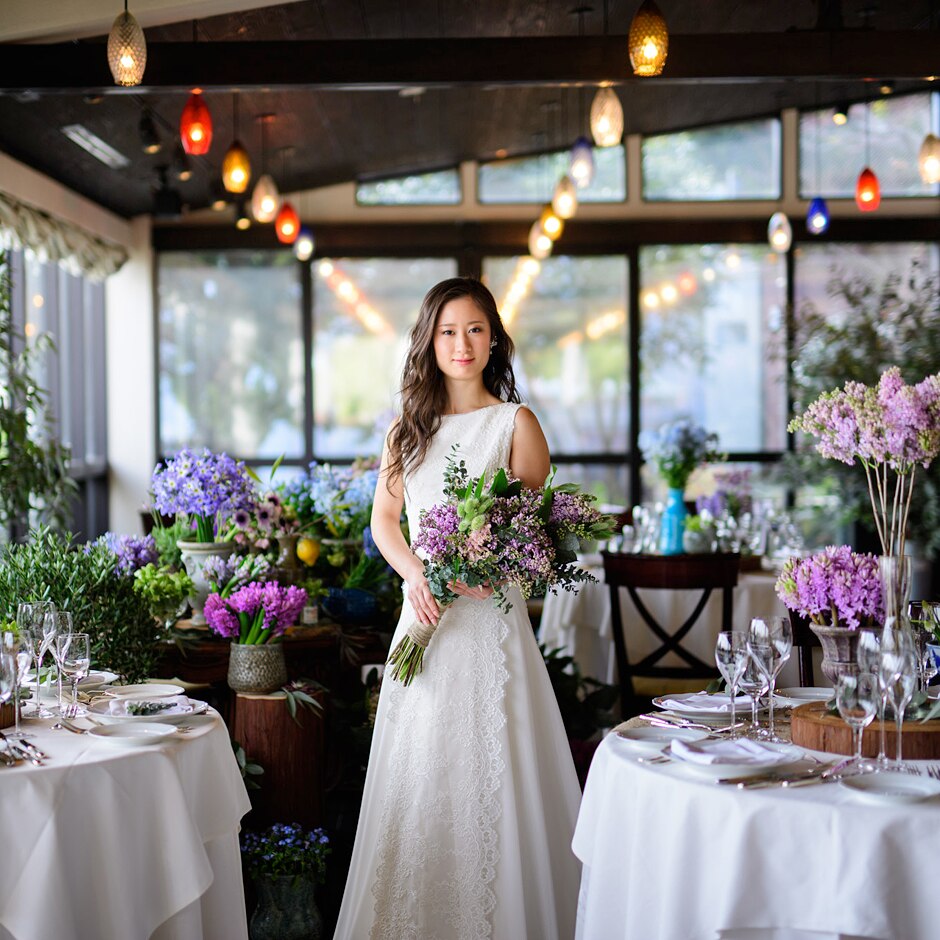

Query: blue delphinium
left=240, top=823, right=331, bottom=882
left=638, top=418, right=721, bottom=489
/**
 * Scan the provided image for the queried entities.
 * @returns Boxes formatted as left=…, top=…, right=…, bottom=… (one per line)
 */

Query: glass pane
left=639, top=244, right=787, bottom=453
left=313, top=257, right=458, bottom=458
left=356, top=168, right=462, bottom=206
left=158, top=251, right=304, bottom=457
left=642, top=118, right=781, bottom=200
left=551, top=462, right=629, bottom=510
left=799, top=93, right=938, bottom=198
left=478, top=146, right=625, bottom=204
left=483, top=255, right=629, bottom=456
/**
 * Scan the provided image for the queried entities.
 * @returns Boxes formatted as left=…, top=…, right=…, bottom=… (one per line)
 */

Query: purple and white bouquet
left=387, top=453, right=616, bottom=685
left=151, top=448, right=258, bottom=544
left=93, top=532, right=159, bottom=576
left=775, top=546, right=883, bottom=630
left=202, top=553, right=271, bottom=598
left=789, top=367, right=940, bottom=557
left=204, top=580, right=307, bottom=645
left=639, top=419, right=722, bottom=490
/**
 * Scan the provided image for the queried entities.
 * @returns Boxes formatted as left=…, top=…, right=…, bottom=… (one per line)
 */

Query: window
left=798, top=93, right=938, bottom=199
left=642, top=118, right=781, bottom=201
left=356, top=168, right=462, bottom=206
left=158, top=251, right=304, bottom=459
left=478, top=146, right=626, bottom=204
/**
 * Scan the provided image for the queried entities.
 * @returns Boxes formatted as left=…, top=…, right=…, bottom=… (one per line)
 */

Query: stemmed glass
left=16, top=602, right=54, bottom=718
left=0, top=652, right=15, bottom=735
left=836, top=673, right=878, bottom=771
left=856, top=630, right=888, bottom=768
left=43, top=611, right=72, bottom=715
left=1, top=630, right=29, bottom=734
left=56, top=633, right=90, bottom=718
left=747, top=616, right=792, bottom=741
left=738, top=658, right=770, bottom=737
left=880, top=629, right=917, bottom=768
left=715, top=631, right=748, bottom=735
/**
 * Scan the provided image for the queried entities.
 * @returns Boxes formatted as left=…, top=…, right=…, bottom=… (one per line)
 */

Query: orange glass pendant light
left=222, top=142, right=251, bottom=193
left=855, top=167, right=880, bottom=212
left=628, top=0, right=669, bottom=77
left=275, top=202, right=300, bottom=244
left=180, top=90, right=213, bottom=155
left=552, top=175, right=578, bottom=220
left=539, top=204, right=564, bottom=241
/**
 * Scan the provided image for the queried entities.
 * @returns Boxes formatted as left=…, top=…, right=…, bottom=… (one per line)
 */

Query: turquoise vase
left=250, top=874, right=323, bottom=940
left=659, top=487, right=688, bottom=556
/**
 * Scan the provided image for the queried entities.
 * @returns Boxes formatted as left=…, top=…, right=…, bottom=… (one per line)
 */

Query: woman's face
left=432, top=296, right=493, bottom=383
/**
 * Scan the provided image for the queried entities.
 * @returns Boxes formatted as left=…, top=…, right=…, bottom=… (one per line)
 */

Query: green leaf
left=489, top=468, right=509, bottom=496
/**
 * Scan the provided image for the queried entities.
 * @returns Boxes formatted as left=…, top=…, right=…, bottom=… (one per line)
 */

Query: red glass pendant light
left=855, top=167, right=880, bottom=212
left=275, top=202, right=300, bottom=244
left=180, top=90, right=213, bottom=155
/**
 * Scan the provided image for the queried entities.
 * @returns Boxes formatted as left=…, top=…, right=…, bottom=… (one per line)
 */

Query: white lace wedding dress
left=334, top=402, right=581, bottom=940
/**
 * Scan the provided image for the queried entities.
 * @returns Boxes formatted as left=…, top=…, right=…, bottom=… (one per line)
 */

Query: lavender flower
left=96, top=532, right=159, bottom=576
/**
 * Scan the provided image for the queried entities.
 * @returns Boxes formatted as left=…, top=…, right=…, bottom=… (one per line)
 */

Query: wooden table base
left=790, top=701, right=940, bottom=760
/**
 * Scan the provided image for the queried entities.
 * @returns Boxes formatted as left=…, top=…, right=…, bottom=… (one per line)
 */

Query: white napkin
left=108, top=694, right=191, bottom=716
left=657, top=692, right=754, bottom=713
left=670, top=737, right=786, bottom=766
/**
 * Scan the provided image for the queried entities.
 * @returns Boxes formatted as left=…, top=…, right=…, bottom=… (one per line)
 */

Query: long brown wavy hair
left=386, top=277, right=520, bottom=487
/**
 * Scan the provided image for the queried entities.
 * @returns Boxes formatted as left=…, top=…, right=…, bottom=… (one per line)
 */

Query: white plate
left=652, top=692, right=760, bottom=720
left=87, top=697, right=208, bottom=725
left=668, top=740, right=804, bottom=779
left=614, top=726, right=707, bottom=755
left=88, top=723, right=178, bottom=747
left=104, top=683, right=185, bottom=699
left=775, top=687, right=833, bottom=708
left=78, top=671, right=119, bottom=691
left=840, top=772, right=940, bottom=805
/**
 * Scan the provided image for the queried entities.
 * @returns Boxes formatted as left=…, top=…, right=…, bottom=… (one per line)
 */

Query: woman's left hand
left=448, top=580, right=494, bottom=600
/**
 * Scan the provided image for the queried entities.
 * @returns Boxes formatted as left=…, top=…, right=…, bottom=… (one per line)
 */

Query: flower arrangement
left=204, top=581, right=307, bottom=644
left=694, top=466, right=753, bottom=520
left=132, top=564, right=194, bottom=628
left=789, top=367, right=940, bottom=558
left=639, top=419, right=722, bottom=490
left=240, top=822, right=330, bottom=883
left=151, top=448, right=258, bottom=544
left=387, top=452, right=616, bottom=685
left=93, top=532, right=159, bottom=576
left=202, top=553, right=271, bottom=599
left=231, top=491, right=303, bottom=555
left=775, top=545, right=883, bottom=630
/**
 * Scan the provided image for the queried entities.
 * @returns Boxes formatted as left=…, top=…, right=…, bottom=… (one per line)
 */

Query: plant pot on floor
left=250, top=873, right=323, bottom=940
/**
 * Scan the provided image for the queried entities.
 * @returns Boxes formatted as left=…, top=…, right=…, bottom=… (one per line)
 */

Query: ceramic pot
left=177, top=540, right=236, bottom=626
left=809, top=623, right=877, bottom=686
left=227, top=642, right=288, bottom=694
left=658, top=487, right=687, bottom=556
left=250, top=873, right=323, bottom=940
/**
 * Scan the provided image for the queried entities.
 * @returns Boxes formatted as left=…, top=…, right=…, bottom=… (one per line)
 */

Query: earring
left=490, top=340, right=497, bottom=350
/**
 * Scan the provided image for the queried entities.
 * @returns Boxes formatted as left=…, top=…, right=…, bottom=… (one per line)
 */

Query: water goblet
left=856, top=629, right=888, bottom=767
left=43, top=611, right=72, bottom=715
left=836, top=673, right=878, bottom=770
left=880, top=629, right=917, bottom=768
left=715, top=631, right=748, bottom=735
left=0, top=630, right=29, bottom=734
left=922, top=646, right=939, bottom=692
left=16, top=602, right=54, bottom=718
left=747, top=616, right=792, bottom=741
left=0, top=652, right=15, bottom=734
left=56, top=633, right=90, bottom=718
left=738, top=657, right=770, bottom=737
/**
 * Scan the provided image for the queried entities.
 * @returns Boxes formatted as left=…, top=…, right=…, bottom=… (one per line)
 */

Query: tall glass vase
left=658, top=487, right=688, bottom=556
left=879, top=555, right=913, bottom=644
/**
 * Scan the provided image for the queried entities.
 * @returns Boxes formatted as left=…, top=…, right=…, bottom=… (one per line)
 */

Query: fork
left=925, top=765, right=940, bottom=781
left=0, top=730, right=37, bottom=765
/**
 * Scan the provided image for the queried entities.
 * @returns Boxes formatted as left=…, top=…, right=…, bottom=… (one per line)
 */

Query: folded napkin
left=108, top=694, right=190, bottom=716
left=670, top=737, right=786, bottom=766
left=657, top=692, right=754, bottom=713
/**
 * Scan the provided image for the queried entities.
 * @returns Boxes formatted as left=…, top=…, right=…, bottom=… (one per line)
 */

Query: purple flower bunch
left=202, top=553, right=271, bottom=598
left=151, top=448, right=258, bottom=543
left=231, top=491, right=300, bottom=554
left=204, top=580, right=308, bottom=644
left=95, top=532, right=159, bottom=576
left=240, top=823, right=330, bottom=882
left=695, top=467, right=753, bottom=519
left=775, top=546, right=883, bottom=630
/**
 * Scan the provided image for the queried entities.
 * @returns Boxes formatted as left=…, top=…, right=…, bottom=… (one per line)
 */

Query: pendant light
left=528, top=221, right=552, bottom=261
left=569, top=136, right=595, bottom=189
left=138, top=109, right=161, bottom=154
left=552, top=175, right=578, bottom=219
left=234, top=198, right=251, bottom=231
left=172, top=143, right=192, bottom=182
left=180, top=89, right=213, bottom=156
left=918, top=133, right=940, bottom=185
left=222, top=95, right=251, bottom=194
left=107, top=1, right=146, bottom=86
left=767, top=212, right=792, bottom=253
left=806, top=97, right=829, bottom=235
left=628, top=0, right=669, bottom=77
left=832, top=102, right=850, bottom=126
left=590, top=86, right=623, bottom=147
left=251, top=115, right=280, bottom=223
left=539, top=204, right=564, bottom=241
left=854, top=101, right=880, bottom=212
left=294, top=226, right=315, bottom=261
left=275, top=202, right=300, bottom=244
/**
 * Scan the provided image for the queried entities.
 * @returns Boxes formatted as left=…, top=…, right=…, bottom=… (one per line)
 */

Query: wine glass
left=0, top=630, right=28, bottom=734
left=856, top=629, right=888, bottom=768
left=715, top=631, right=748, bottom=735
left=43, top=610, right=72, bottom=715
left=738, top=657, right=770, bottom=737
left=746, top=616, right=792, bottom=741
left=16, top=601, right=54, bottom=718
left=56, top=633, right=90, bottom=718
left=0, top=652, right=15, bottom=738
left=880, top=629, right=917, bottom=768
left=836, top=673, right=878, bottom=770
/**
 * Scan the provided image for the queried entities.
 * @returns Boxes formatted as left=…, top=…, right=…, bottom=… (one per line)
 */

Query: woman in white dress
left=333, top=277, right=581, bottom=940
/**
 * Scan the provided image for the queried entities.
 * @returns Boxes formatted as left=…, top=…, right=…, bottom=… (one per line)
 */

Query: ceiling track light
left=107, top=0, right=146, bottom=86
left=628, top=0, right=669, bottom=77
left=172, top=143, right=192, bottom=181
left=138, top=109, right=161, bottom=154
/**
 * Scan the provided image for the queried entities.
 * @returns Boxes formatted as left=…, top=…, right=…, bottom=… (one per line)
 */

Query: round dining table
left=574, top=730, right=940, bottom=940
left=0, top=709, right=251, bottom=940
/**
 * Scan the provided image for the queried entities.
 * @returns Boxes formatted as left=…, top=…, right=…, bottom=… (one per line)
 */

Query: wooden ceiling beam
left=0, top=32, right=938, bottom=93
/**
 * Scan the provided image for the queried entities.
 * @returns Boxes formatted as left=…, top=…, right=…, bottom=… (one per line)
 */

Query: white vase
left=177, top=540, right=236, bottom=626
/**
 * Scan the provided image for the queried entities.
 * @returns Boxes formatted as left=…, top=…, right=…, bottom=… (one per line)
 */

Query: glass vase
left=250, top=873, right=323, bottom=940
left=658, top=487, right=687, bottom=556
left=879, top=555, right=913, bottom=644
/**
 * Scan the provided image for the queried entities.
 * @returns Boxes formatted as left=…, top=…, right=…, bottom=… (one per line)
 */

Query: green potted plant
left=240, top=822, right=330, bottom=940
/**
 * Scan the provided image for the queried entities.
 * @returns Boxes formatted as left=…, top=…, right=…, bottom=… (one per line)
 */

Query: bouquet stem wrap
left=387, top=608, right=449, bottom=686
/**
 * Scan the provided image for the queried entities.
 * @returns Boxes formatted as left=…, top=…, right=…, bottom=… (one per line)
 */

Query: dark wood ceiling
left=0, top=0, right=935, bottom=219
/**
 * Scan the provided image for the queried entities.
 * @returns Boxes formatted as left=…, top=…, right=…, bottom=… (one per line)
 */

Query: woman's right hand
left=405, top=563, right=440, bottom=627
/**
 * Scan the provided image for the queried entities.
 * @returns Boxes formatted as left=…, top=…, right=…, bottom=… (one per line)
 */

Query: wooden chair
left=600, top=552, right=740, bottom=715
left=787, top=609, right=820, bottom=687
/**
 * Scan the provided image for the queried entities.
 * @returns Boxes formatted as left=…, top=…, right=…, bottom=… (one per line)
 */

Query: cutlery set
left=0, top=731, right=47, bottom=766
left=638, top=713, right=747, bottom=735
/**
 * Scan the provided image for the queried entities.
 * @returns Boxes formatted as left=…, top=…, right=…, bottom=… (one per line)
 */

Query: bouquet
left=240, top=822, right=330, bottom=883
left=151, top=448, right=258, bottom=544
left=639, top=418, right=722, bottom=490
left=387, top=453, right=616, bottom=685
left=789, top=367, right=940, bottom=558
left=775, top=546, right=882, bottom=630
left=204, top=581, right=307, bottom=645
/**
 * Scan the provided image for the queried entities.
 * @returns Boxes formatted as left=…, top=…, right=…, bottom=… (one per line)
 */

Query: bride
left=333, top=277, right=581, bottom=940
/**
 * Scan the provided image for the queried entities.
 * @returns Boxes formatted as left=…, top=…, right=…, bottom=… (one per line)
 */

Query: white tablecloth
left=574, top=732, right=940, bottom=940
left=539, top=566, right=807, bottom=688
left=0, top=711, right=251, bottom=940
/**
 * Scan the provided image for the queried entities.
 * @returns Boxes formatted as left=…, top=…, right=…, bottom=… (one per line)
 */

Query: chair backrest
left=787, top=608, right=820, bottom=687
left=600, top=552, right=740, bottom=714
